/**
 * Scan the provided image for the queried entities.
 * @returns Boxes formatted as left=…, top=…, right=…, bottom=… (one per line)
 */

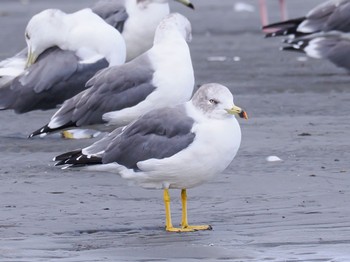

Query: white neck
left=122, top=0, right=170, bottom=61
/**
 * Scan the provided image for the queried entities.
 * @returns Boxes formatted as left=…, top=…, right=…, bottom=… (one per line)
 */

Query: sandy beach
left=1, top=0, right=350, bottom=261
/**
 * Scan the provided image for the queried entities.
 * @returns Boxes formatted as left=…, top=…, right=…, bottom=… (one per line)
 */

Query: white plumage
left=54, top=83, right=248, bottom=232
left=25, top=8, right=126, bottom=66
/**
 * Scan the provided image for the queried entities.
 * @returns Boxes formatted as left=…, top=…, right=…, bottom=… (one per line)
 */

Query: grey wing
left=91, top=0, right=129, bottom=32
left=0, top=47, right=108, bottom=113
left=50, top=54, right=156, bottom=127
left=317, top=35, right=350, bottom=70
left=301, top=0, right=350, bottom=32
left=83, top=126, right=125, bottom=156
left=285, top=32, right=350, bottom=71
left=102, top=105, right=196, bottom=170
left=323, top=2, right=350, bottom=32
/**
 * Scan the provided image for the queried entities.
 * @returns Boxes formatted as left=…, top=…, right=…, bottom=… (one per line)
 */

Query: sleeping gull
left=0, top=8, right=126, bottom=113
left=0, top=0, right=194, bottom=113
left=263, top=0, right=350, bottom=38
left=29, top=13, right=194, bottom=138
left=282, top=31, right=350, bottom=71
left=54, top=83, right=248, bottom=232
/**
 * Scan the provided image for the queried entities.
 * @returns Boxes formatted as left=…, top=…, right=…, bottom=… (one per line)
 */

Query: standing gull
left=54, top=83, right=248, bottom=232
left=30, top=13, right=194, bottom=138
left=0, top=8, right=126, bottom=113
left=0, top=0, right=194, bottom=113
left=282, top=31, right=350, bottom=72
left=263, top=0, right=350, bottom=38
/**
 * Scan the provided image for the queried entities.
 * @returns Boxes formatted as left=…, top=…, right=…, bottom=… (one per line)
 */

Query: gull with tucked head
left=0, top=8, right=126, bottom=113
left=0, top=0, right=194, bottom=113
left=54, top=83, right=248, bottom=232
left=25, top=8, right=126, bottom=67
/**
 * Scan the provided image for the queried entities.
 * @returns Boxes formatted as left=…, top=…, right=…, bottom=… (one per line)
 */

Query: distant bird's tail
left=28, top=121, right=76, bottom=138
left=263, top=17, right=306, bottom=38
left=281, top=37, right=311, bottom=54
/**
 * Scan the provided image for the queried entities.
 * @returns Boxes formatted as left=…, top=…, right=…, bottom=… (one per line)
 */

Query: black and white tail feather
left=281, top=37, right=311, bottom=53
left=281, top=31, right=350, bottom=72
left=29, top=121, right=76, bottom=138
left=54, top=149, right=102, bottom=168
left=263, top=17, right=306, bottom=38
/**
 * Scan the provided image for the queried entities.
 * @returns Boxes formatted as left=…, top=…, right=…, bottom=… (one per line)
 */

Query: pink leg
left=259, top=0, right=269, bottom=26
left=279, top=0, right=288, bottom=21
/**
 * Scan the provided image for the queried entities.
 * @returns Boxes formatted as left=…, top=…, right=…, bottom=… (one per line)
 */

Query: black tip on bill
left=239, top=111, right=248, bottom=120
left=188, top=3, right=195, bottom=9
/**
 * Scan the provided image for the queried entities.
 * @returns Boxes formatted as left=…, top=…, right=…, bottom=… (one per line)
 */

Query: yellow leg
left=163, top=189, right=212, bottom=232
left=180, top=189, right=212, bottom=231
left=164, top=189, right=173, bottom=230
left=181, top=189, right=188, bottom=227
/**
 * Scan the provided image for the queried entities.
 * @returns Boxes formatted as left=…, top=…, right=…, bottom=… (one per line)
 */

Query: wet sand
left=1, top=0, right=350, bottom=261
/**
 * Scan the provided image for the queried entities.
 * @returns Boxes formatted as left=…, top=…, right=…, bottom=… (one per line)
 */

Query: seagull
left=0, top=0, right=194, bottom=113
left=0, top=8, right=126, bottom=113
left=54, top=83, right=248, bottom=232
left=282, top=31, right=350, bottom=71
left=263, top=0, right=350, bottom=38
left=92, top=0, right=195, bottom=61
left=29, top=13, right=195, bottom=138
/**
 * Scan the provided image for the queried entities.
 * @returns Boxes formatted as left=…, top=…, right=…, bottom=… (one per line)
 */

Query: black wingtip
left=28, top=125, right=50, bottom=138
left=281, top=46, right=304, bottom=53
left=28, top=121, right=76, bottom=138
left=188, top=3, right=195, bottom=9
left=53, top=149, right=103, bottom=168
left=53, top=149, right=82, bottom=162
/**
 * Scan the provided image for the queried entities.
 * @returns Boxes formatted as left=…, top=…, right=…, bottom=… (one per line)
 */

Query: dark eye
left=25, top=32, right=30, bottom=40
left=209, top=99, right=219, bottom=105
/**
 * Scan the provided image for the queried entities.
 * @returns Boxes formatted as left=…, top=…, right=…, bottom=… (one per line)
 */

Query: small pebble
left=266, top=156, right=282, bottom=162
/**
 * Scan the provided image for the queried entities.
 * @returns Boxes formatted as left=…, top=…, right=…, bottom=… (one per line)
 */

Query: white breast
left=136, top=107, right=242, bottom=189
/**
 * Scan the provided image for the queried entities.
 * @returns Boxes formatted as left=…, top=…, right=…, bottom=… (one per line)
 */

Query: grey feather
left=312, top=34, right=350, bottom=70
left=102, top=105, right=196, bottom=170
left=0, top=47, right=108, bottom=113
left=91, top=0, right=129, bottom=32
left=83, top=126, right=124, bottom=156
left=303, top=0, right=350, bottom=32
left=264, top=0, right=350, bottom=37
left=283, top=31, right=350, bottom=71
left=49, top=54, right=156, bottom=129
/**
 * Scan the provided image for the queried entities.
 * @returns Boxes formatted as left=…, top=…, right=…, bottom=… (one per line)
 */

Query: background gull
left=54, top=83, right=248, bottom=232
left=282, top=31, right=350, bottom=72
left=92, top=0, right=194, bottom=61
left=29, top=13, right=194, bottom=138
left=0, top=8, right=126, bottom=113
left=0, top=0, right=194, bottom=113
left=0, top=0, right=194, bottom=90
left=263, top=0, right=350, bottom=38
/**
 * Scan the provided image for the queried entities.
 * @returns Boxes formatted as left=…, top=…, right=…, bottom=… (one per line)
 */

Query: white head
left=153, top=13, right=192, bottom=43
left=191, top=83, right=248, bottom=120
left=25, top=9, right=66, bottom=66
